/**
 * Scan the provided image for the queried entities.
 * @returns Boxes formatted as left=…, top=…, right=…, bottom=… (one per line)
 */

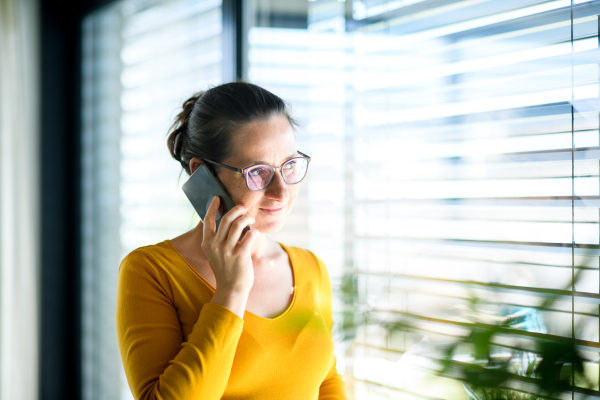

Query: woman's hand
left=202, top=196, right=260, bottom=318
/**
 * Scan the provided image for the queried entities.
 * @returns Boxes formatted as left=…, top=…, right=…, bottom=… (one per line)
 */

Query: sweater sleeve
left=313, top=253, right=348, bottom=400
left=116, top=250, right=244, bottom=400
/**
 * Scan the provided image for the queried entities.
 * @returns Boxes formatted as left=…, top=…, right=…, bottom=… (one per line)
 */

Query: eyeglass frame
left=201, top=151, right=311, bottom=191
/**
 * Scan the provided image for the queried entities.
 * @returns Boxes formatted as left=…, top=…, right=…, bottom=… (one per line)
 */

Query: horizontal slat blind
left=81, top=1, right=222, bottom=399
left=340, top=0, right=600, bottom=398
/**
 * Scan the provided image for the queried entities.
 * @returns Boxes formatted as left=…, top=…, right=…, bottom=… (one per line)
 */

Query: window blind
left=81, top=1, right=222, bottom=399
left=342, top=0, right=600, bottom=398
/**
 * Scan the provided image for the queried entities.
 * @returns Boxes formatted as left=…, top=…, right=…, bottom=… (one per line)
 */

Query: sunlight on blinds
left=81, top=1, right=222, bottom=399
left=341, top=0, right=600, bottom=398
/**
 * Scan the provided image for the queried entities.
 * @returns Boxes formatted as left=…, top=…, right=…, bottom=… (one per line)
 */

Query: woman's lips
left=259, top=206, right=284, bottom=214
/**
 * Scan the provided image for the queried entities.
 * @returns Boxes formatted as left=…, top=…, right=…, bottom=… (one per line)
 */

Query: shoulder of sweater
left=119, top=240, right=174, bottom=276
left=118, top=241, right=176, bottom=299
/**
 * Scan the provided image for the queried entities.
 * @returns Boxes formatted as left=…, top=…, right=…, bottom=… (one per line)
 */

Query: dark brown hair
left=167, top=81, right=299, bottom=175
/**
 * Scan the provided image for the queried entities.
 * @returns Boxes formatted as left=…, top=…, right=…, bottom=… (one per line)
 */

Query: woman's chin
left=255, top=216, right=287, bottom=234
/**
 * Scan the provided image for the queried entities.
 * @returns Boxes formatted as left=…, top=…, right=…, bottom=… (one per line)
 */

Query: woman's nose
left=265, top=170, right=289, bottom=201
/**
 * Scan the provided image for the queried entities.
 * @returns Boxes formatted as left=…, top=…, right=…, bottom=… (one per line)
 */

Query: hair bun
left=166, top=92, right=204, bottom=171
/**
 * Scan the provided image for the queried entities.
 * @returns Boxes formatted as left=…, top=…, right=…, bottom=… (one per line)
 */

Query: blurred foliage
left=438, top=262, right=596, bottom=399
left=340, top=273, right=360, bottom=341
left=341, top=256, right=599, bottom=399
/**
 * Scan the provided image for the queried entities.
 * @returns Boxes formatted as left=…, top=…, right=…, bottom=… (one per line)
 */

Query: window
left=82, top=0, right=600, bottom=398
left=344, top=0, right=599, bottom=397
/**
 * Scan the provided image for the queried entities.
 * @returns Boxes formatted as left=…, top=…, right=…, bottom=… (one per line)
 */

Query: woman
left=116, top=81, right=347, bottom=399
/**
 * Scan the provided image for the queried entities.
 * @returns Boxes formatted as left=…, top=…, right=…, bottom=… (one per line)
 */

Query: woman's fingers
left=215, top=204, right=249, bottom=242
left=203, top=196, right=220, bottom=237
left=224, top=214, right=255, bottom=247
left=201, top=200, right=257, bottom=297
left=237, top=227, right=260, bottom=253
left=206, top=200, right=256, bottom=256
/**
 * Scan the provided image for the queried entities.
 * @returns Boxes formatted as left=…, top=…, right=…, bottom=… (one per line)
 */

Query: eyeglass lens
left=246, top=158, right=309, bottom=191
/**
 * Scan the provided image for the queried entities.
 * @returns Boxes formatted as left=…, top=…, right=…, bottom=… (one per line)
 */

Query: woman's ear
left=189, top=157, right=204, bottom=174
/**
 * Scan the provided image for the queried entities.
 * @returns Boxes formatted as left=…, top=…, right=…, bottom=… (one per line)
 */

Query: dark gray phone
left=182, top=163, right=250, bottom=234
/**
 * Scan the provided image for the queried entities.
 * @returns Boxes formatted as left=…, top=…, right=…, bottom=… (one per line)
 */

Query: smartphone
left=182, top=163, right=251, bottom=235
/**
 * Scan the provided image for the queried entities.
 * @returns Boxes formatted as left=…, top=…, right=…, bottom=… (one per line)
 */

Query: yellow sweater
left=116, top=240, right=347, bottom=400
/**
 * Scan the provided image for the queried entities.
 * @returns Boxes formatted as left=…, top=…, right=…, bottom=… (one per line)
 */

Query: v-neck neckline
left=165, top=240, right=297, bottom=321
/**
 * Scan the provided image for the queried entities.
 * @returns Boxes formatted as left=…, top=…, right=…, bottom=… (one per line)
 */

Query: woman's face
left=211, top=114, right=300, bottom=234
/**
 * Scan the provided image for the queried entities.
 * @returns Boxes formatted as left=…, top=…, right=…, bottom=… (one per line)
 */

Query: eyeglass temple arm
left=201, top=159, right=243, bottom=173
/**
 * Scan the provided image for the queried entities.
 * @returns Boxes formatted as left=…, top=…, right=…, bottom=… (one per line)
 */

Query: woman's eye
left=250, top=166, right=271, bottom=178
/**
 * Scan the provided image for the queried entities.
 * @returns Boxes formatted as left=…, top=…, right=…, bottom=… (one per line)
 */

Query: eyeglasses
left=202, top=151, right=311, bottom=191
